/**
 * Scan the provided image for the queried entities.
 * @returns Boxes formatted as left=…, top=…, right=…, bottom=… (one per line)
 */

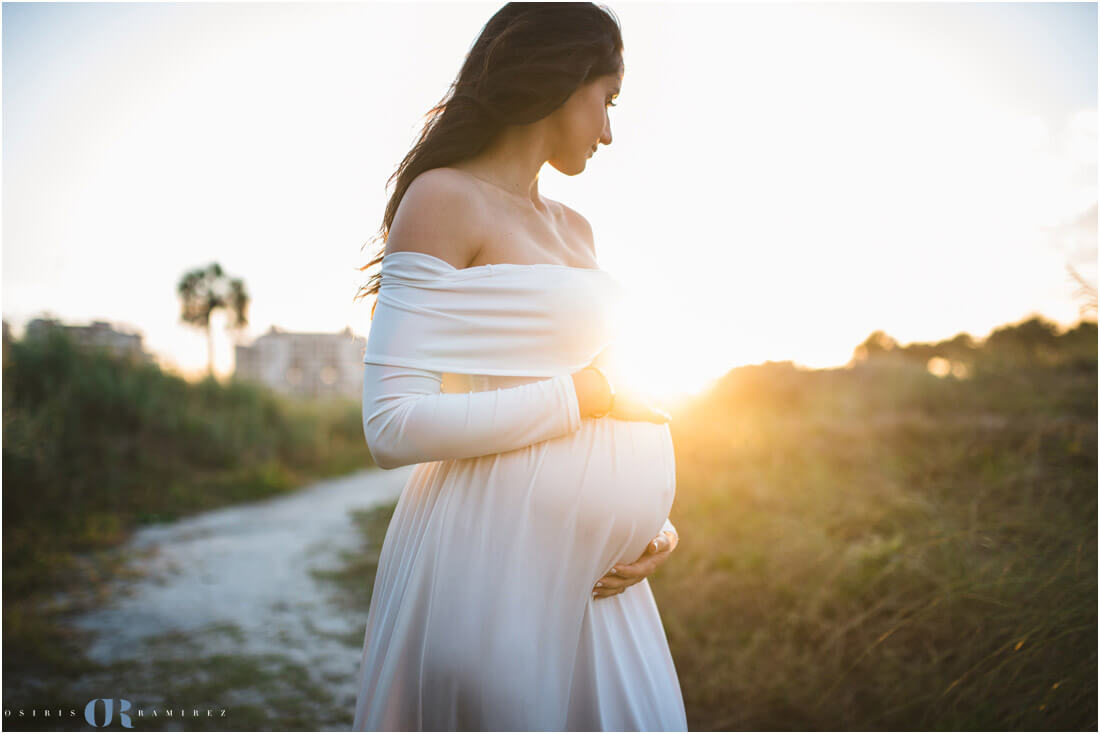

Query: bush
left=3, top=329, right=372, bottom=599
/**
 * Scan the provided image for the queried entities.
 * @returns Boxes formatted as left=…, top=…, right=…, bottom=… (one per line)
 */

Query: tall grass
left=652, top=321, right=1096, bottom=730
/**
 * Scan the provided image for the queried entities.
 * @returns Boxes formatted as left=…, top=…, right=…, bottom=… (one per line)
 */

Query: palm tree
left=177, top=263, right=249, bottom=377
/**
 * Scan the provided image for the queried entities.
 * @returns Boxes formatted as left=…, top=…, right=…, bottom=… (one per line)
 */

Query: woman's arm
left=363, top=362, right=587, bottom=470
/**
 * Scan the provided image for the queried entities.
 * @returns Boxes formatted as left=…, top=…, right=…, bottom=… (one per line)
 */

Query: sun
left=595, top=299, right=728, bottom=407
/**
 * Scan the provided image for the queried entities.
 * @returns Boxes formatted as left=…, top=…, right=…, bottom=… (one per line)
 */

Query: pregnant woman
left=351, top=4, right=687, bottom=730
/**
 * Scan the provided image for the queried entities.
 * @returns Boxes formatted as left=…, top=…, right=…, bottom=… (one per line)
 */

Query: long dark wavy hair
left=353, top=2, right=624, bottom=310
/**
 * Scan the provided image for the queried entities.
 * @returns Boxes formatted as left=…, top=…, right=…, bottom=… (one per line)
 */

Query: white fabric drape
left=362, top=250, right=622, bottom=376
left=352, top=251, right=687, bottom=731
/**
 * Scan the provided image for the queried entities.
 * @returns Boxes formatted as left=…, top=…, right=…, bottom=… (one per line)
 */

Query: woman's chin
left=548, top=157, right=589, bottom=176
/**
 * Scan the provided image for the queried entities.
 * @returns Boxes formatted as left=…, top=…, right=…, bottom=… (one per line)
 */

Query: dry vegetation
left=653, top=321, right=1096, bottom=730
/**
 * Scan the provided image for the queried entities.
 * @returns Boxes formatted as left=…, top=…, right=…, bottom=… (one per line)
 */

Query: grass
left=651, top=353, right=1096, bottom=730
left=312, top=502, right=397, bottom=618
left=1, top=623, right=348, bottom=731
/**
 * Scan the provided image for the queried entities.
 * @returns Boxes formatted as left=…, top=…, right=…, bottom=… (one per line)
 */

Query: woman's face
left=548, top=66, right=623, bottom=175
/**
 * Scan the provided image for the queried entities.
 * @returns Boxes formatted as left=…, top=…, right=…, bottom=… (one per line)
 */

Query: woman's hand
left=592, top=528, right=679, bottom=599
left=608, top=387, right=671, bottom=424
left=571, top=349, right=670, bottom=424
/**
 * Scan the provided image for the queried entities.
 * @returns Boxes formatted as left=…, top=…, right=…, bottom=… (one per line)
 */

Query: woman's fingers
left=592, top=566, right=637, bottom=598
left=592, top=531, right=680, bottom=598
left=648, top=534, right=667, bottom=554
left=649, top=408, right=672, bottom=423
left=592, top=584, right=626, bottom=599
left=592, top=565, right=646, bottom=597
left=594, top=571, right=631, bottom=589
left=639, top=403, right=671, bottom=424
left=592, top=574, right=629, bottom=598
left=607, top=390, right=671, bottom=424
left=631, top=533, right=670, bottom=561
left=610, top=535, right=671, bottom=575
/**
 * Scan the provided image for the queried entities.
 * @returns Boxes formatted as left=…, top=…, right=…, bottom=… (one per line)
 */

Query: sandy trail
left=68, top=466, right=410, bottom=714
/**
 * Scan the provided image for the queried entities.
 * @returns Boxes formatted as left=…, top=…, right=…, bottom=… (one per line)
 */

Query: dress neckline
left=381, top=250, right=607, bottom=276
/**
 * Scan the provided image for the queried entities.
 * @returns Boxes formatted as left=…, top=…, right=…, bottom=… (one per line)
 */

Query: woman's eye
left=606, top=100, right=617, bottom=107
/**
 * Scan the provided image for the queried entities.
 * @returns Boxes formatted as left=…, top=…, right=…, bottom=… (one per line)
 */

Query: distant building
left=24, top=318, right=150, bottom=362
left=234, top=326, right=366, bottom=398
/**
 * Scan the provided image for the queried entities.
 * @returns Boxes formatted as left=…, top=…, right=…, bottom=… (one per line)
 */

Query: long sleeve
left=362, top=362, right=583, bottom=470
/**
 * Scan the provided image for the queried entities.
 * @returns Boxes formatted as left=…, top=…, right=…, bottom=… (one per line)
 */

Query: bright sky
left=3, top=1, right=1096, bottom=396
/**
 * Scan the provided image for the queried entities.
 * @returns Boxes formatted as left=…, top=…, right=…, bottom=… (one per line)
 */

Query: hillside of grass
left=652, top=318, right=1096, bottom=730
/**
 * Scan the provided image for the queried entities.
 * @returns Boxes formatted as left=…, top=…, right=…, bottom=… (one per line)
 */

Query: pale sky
left=3, top=1, right=1097, bottom=395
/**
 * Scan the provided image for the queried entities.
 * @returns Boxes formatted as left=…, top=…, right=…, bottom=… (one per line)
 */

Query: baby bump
left=484, top=417, right=677, bottom=566
left=398, top=417, right=678, bottom=676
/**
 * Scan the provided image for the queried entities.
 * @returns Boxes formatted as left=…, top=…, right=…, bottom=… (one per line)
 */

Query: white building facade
left=234, top=326, right=366, bottom=398
left=24, top=318, right=150, bottom=362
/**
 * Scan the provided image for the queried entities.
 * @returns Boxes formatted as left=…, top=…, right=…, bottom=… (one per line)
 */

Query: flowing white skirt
left=352, top=404, right=687, bottom=731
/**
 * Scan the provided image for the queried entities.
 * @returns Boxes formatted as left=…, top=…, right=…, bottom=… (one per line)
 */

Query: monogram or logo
left=84, top=698, right=133, bottom=728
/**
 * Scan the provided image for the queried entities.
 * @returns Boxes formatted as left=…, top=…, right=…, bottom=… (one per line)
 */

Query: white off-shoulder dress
left=352, top=251, right=687, bottom=731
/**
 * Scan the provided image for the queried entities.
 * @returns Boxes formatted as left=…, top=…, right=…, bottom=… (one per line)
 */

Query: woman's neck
left=455, top=125, right=550, bottom=207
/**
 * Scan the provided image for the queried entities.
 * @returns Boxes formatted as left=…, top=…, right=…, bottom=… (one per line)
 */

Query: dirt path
left=63, top=466, right=411, bottom=730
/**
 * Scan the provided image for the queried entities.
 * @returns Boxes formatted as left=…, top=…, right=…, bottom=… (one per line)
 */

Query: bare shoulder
left=385, top=168, right=487, bottom=269
left=554, top=201, right=597, bottom=259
